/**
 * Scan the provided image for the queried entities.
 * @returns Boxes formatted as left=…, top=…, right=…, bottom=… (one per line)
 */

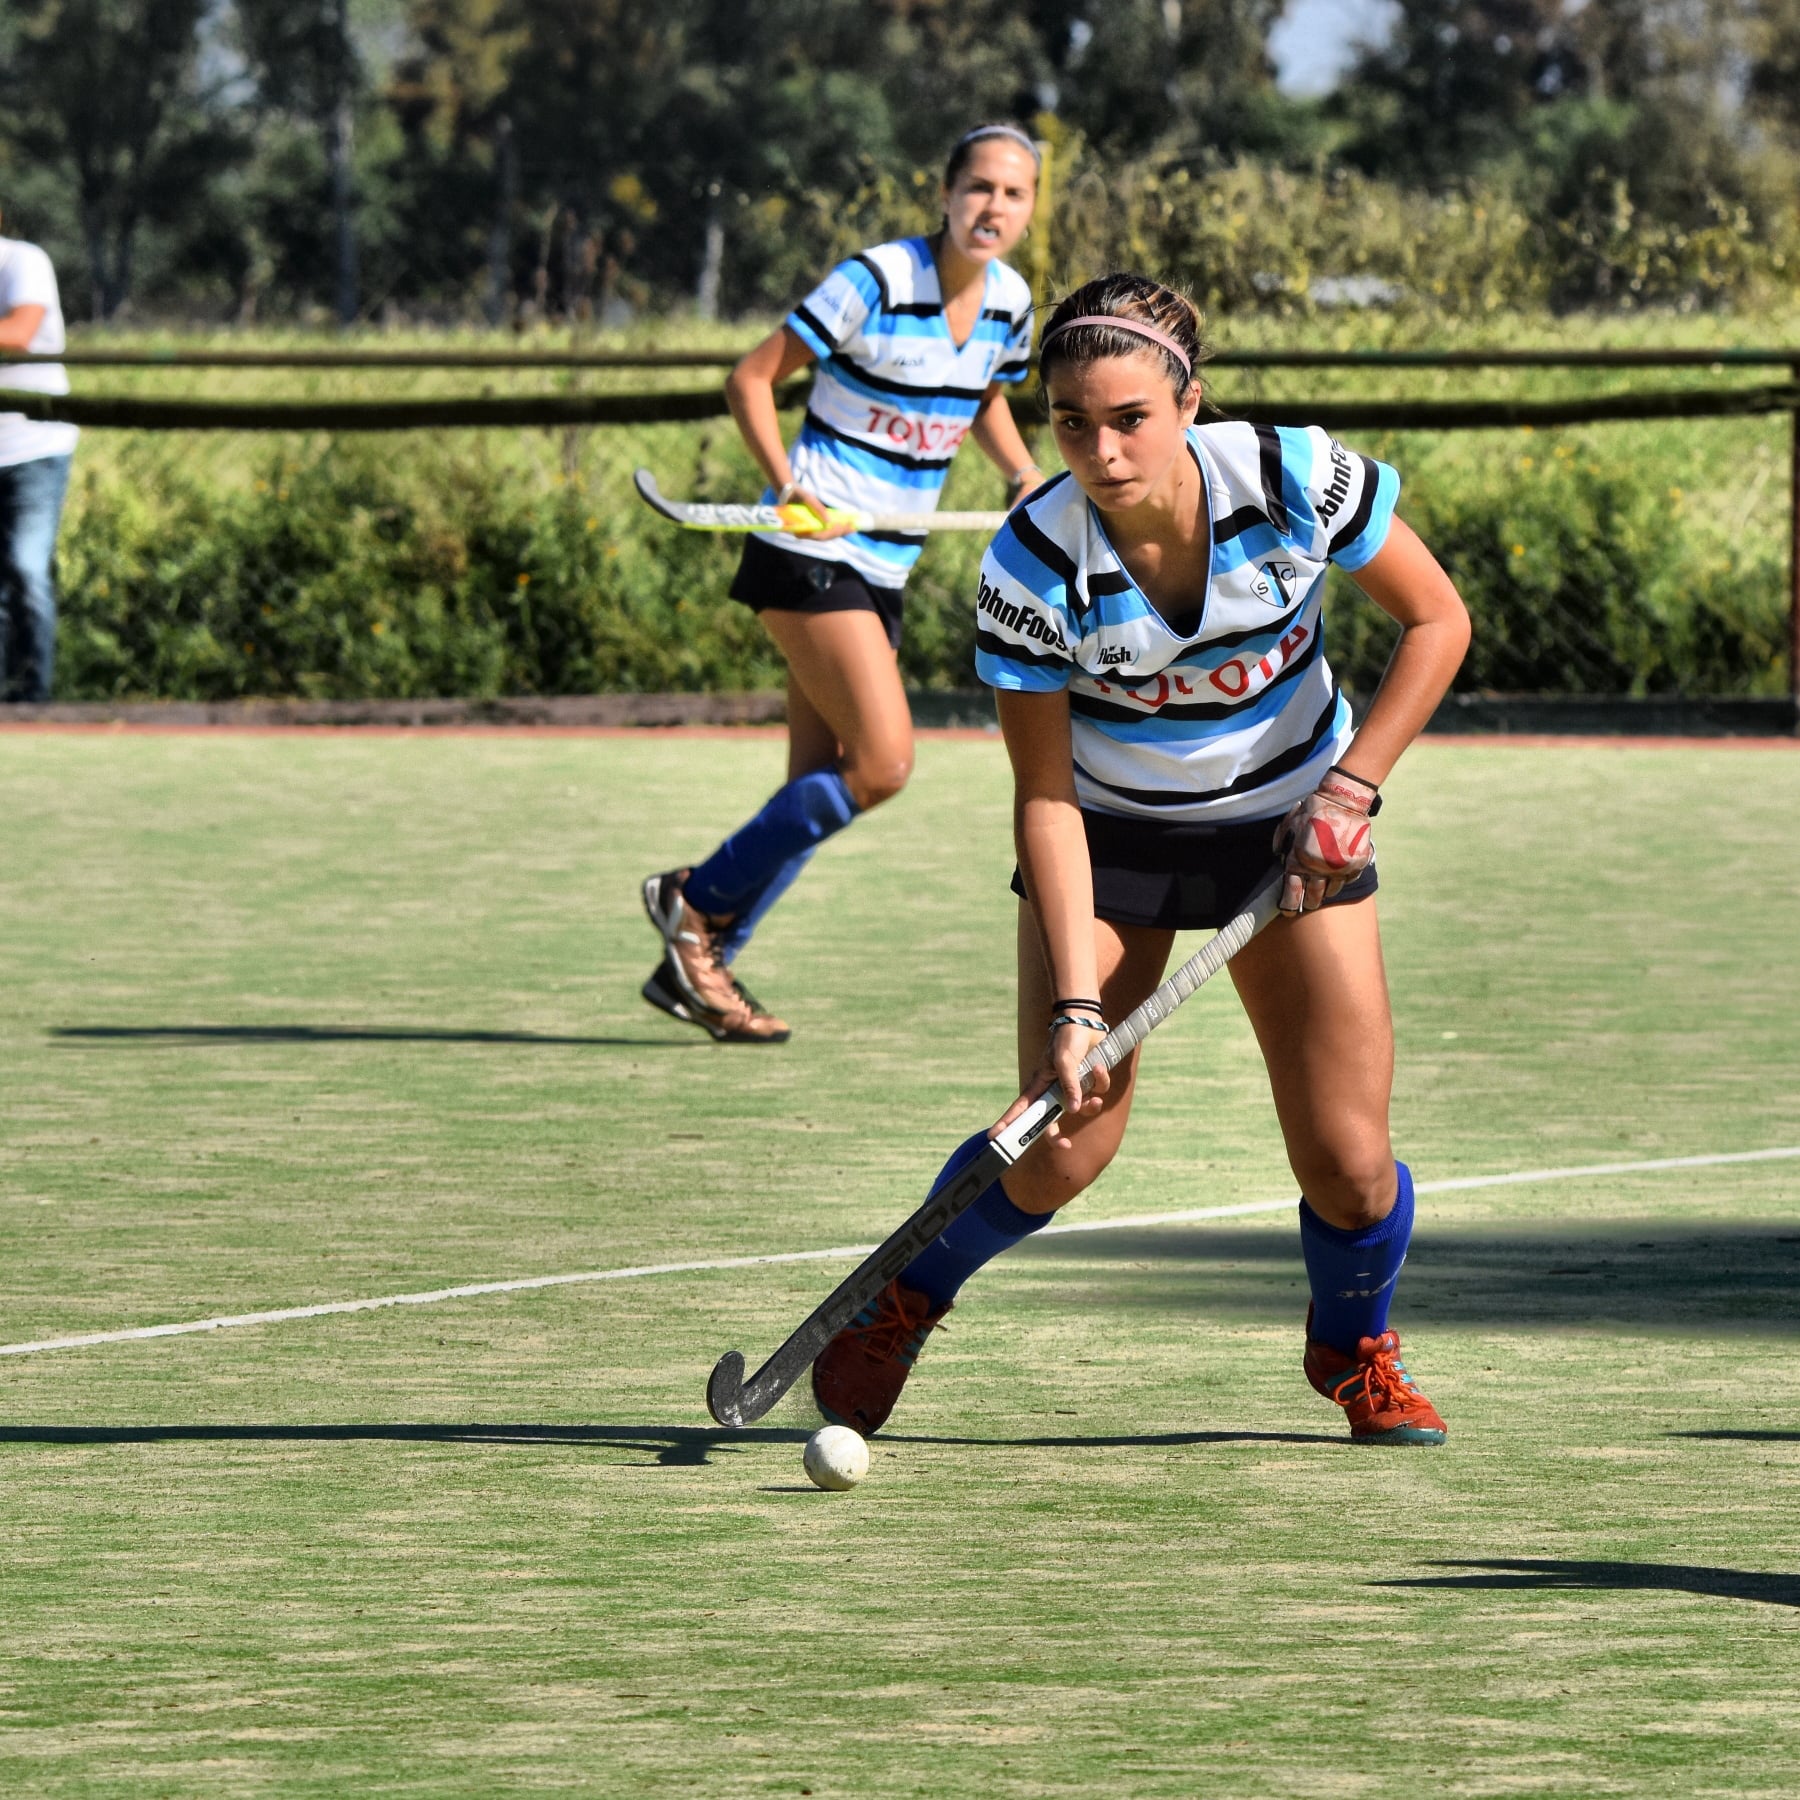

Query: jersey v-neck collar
left=1086, top=434, right=1217, bottom=643
left=911, top=236, right=992, bottom=352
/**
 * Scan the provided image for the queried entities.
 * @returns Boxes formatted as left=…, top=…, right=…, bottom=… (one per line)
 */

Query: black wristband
left=1326, top=764, right=1382, bottom=816
left=1052, top=996, right=1103, bottom=1014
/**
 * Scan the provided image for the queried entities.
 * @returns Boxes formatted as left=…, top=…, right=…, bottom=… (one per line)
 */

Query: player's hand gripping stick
left=1273, top=766, right=1380, bottom=916
left=705, top=873, right=1285, bottom=1428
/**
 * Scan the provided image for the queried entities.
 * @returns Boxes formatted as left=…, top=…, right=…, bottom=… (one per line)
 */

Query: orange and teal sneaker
left=811, top=1278, right=950, bottom=1436
left=1304, top=1319, right=1447, bottom=1445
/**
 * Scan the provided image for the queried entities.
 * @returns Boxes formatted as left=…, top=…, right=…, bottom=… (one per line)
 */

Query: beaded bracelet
left=1049, top=1013, right=1107, bottom=1035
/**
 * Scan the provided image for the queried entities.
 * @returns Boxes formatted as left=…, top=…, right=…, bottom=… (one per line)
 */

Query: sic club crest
left=1252, top=560, right=1298, bottom=607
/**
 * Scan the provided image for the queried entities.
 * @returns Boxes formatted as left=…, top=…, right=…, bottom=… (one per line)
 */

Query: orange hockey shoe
left=1304, top=1320, right=1447, bottom=1445
left=811, top=1278, right=950, bottom=1436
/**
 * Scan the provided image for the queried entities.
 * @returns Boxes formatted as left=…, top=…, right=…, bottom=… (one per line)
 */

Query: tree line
left=4, top=0, right=1800, bottom=325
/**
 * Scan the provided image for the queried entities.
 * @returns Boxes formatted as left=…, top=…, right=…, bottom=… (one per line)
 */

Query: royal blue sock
left=899, top=1130, right=1051, bottom=1311
left=719, top=847, right=815, bottom=963
left=1298, top=1160, right=1416, bottom=1354
left=683, top=769, right=857, bottom=922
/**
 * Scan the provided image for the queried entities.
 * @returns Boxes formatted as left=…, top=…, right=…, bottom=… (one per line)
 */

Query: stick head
left=706, top=1351, right=747, bottom=1428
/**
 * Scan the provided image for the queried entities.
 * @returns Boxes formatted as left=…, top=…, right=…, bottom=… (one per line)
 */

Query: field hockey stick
left=634, top=467, right=1007, bottom=535
left=706, top=870, right=1285, bottom=1428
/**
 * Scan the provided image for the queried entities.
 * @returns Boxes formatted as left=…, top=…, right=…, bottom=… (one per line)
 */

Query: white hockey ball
left=803, top=1425, right=869, bottom=1491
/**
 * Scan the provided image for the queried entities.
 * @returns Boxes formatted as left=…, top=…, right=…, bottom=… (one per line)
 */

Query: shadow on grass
left=52, top=1025, right=686, bottom=1049
left=0, top=1421, right=799, bottom=1467
left=1670, top=1429, right=1800, bottom=1442
left=885, top=1429, right=1341, bottom=1448
left=1374, top=1559, right=1800, bottom=1609
left=1016, top=1220, right=1800, bottom=1331
left=0, top=1421, right=1338, bottom=1462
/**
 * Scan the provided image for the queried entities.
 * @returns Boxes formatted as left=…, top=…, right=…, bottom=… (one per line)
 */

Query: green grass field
left=3, top=729, right=1798, bottom=1797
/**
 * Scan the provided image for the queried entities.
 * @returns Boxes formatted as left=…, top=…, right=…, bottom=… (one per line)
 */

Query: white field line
left=3, top=1145, right=1796, bottom=1362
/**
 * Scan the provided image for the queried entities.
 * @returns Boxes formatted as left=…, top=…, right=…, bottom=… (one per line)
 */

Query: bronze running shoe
left=640, top=869, right=790, bottom=1044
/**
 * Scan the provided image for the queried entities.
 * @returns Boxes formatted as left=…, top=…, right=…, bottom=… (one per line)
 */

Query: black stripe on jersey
left=1073, top=690, right=1342, bottom=810
left=793, top=302, right=846, bottom=352
left=860, top=528, right=927, bottom=545
left=1253, top=425, right=1290, bottom=537
left=1327, top=453, right=1380, bottom=560
left=850, top=253, right=893, bottom=313
left=802, top=410, right=954, bottom=473
left=980, top=305, right=1019, bottom=324
left=1008, top=503, right=1081, bottom=588
left=1069, top=626, right=1321, bottom=725
left=1216, top=504, right=1275, bottom=547
left=886, top=301, right=943, bottom=318
left=977, top=628, right=1069, bottom=670
left=1086, top=569, right=1135, bottom=598
left=837, top=363, right=990, bottom=403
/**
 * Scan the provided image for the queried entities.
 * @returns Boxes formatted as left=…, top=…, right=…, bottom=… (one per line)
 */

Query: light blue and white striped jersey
left=975, top=421, right=1400, bottom=824
left=776, top=237, right=1034, bottom=589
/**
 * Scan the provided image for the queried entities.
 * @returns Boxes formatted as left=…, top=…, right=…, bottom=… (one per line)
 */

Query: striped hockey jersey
left=776, top=237, right=1034, bottom=589
left=975, top=422, right=1400, bottom=824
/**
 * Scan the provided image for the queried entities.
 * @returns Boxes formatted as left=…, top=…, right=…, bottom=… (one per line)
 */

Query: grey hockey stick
left=634, top=467, right=1007, bottom=534
left=706, top=872, right=1285, bottom=1427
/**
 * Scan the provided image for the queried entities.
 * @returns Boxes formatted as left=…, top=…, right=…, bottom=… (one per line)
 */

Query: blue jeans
left=0, top=453, right=73, bottom=703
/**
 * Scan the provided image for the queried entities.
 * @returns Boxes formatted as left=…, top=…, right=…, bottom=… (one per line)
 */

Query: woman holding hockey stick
left=640, top=124, right=1045, bottom=1043
left=812, top=272, right=1472, bottom=1445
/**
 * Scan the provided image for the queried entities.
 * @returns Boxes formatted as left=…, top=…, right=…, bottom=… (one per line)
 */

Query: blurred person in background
left=638, top=123, right=1046, bottom=1044
left=0, top=207, right=77, bottom=704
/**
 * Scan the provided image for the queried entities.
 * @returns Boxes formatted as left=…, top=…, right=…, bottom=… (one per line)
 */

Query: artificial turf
left=1, top=729, right=1796, bottom=1797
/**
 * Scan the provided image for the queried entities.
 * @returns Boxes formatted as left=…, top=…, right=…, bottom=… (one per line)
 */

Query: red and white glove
left=1272, top=766, right=1380, bottom=916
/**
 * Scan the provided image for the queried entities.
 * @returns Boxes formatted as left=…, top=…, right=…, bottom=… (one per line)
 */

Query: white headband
left=952, top=124, right=1042, bottom=165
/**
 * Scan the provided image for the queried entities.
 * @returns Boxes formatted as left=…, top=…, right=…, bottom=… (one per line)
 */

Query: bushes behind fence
left=54, top=418, right=1790, bottom=704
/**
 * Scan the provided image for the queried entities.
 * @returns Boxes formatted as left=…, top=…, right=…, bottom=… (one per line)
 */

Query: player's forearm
left=0, top=308, right=47, bottom=350
left=1015, top=794, right=1101, bottom=1003
left=724, top=370, right=796, bottom=493
left=971, top=390, right=1035, bottom=484
left=1341, top=609, right=1471, bottom=784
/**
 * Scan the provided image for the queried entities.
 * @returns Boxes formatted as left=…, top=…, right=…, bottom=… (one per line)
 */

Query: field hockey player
left=811, top=272, right=1473, bottom=1445
left=640, top=123, right=1046, bottom=1043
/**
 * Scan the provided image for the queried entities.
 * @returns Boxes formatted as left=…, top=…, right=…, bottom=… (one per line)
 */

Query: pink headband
left=1040, top=314, right=1193, bottom=380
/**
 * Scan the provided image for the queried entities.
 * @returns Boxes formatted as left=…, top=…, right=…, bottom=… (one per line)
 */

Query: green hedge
left=52, top=405, right=1792, bottom=704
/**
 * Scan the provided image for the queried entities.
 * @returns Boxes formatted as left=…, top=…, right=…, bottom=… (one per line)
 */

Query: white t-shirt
left=0, top=237, right=79, bottom=467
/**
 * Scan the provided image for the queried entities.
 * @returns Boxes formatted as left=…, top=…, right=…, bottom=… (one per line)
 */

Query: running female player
left=641, top=124, right=1045, bottom=1042
left=812, top=272, right=1472, bottom=1444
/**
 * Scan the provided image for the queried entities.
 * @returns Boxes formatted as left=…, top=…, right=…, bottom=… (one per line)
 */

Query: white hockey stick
left=634, top=467, right=1007, bottom=535
left=706, top=872, right=1285, bottom=1427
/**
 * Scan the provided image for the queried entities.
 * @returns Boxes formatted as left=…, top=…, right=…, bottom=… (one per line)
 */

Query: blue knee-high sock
left=719, top=847, right=815, bottom=963
left=1298, top=1161, right=1416, bottom=1354
left=899, top=1130, right=1052, bottom=1311
left=683, top=769, right=857, bottom=925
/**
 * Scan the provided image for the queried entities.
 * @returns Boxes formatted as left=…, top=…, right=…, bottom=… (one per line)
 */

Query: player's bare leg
left=757, top=607, right=913, bottom=813
left=1001, top=905, right=1176, bottom=1214
left=1227, top=899, right=1396, bottom=1230
left=1230, top=898, right=1445, bottom=1443
left=643, top=609, right=908, bottom=1041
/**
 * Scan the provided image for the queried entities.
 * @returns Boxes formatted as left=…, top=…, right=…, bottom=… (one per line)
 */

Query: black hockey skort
left=729, top=537, right=905, bottom=650
left=1009, top=806, right=1378, bottom=932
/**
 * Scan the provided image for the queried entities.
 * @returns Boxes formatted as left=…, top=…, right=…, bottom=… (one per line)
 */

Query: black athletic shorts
left=729, top=536, right=905, bottom=650
left=1009, top=806, right=1379, bottom=932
